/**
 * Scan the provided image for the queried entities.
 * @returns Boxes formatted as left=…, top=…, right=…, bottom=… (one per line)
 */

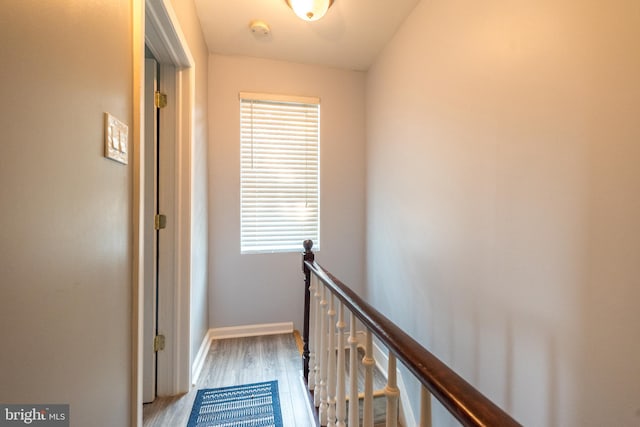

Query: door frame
left=142, top=55, right=158, bottom=404
left=132, top=0, right=194, bottom=424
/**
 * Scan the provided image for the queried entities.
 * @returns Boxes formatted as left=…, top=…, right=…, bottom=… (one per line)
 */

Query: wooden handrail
left=304, top=258, right=522, bottom=427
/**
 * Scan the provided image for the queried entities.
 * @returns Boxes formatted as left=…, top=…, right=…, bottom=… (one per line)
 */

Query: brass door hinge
left=153, top=335, right=165, bottom=352
left=154, top=91, right=167, bottom=109
left=154, top=214, right=167, bottom=230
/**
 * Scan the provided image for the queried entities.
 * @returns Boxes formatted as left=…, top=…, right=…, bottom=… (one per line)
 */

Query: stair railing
left=301, top=240, right=521, bottom=427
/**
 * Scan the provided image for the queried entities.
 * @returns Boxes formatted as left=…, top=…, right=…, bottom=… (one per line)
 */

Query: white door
left=155, top=63, right=177, bottom=396
left=143, top=56, right=159, bottom=403
left=143, top=57, right=177, bottom=402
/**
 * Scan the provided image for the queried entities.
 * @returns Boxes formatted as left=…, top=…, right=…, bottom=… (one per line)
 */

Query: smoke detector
left=249, top=20, right=271, bottom=38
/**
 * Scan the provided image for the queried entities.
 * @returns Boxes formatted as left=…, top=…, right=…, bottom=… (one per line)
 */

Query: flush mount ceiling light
left=285, top=0, right=335, bottom=22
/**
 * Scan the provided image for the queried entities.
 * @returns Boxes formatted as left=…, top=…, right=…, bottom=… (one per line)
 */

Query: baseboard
left=372, top=340, right=417, bottom=427
left=192, top=329, right=214, bottom=386
left=209, top=322, right=294, bottom=340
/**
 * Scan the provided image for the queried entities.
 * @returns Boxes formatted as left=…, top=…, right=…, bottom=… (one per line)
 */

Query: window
left=240, top=92, right=320, bottom=254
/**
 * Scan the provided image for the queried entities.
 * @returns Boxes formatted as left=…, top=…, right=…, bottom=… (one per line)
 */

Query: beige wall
left=366, top=0, right=640, bottom=425
left=208, top=54, right=366, bottom=330
left=0, top=1, right=133, bottom=425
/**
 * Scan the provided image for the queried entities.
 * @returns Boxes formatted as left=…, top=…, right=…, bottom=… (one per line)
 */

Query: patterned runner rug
left=187, top=380, right=283, bottom=427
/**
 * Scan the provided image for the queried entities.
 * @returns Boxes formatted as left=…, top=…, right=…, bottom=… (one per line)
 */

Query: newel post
left=302, top=239, right=315, bottom=381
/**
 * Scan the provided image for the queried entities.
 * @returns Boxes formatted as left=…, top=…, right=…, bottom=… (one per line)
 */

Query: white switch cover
left=104, top=112, right=128, bottom=164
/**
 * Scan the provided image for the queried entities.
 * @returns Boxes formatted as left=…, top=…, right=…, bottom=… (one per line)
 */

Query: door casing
left=142, top=55, right=158, bottom=404
left=132, top=0, right=195, bottom=424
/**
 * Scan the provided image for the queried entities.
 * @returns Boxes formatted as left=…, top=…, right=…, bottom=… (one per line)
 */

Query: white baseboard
left=372, top=340, right=417, bottom=427
left=299, top=370, right=318, bottom=426
left=209, top=322, right=294, bottom=340
left=192, top=329, right=214, bottom=386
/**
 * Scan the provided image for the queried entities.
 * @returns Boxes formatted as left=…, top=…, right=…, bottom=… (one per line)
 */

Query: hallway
left=143, top=334, right=314, bottom=426
left=3, top=1, right=640, bottom=425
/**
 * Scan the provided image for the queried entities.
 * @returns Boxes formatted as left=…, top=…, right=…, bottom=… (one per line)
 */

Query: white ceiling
left=193, top=0, right=420, bottom=71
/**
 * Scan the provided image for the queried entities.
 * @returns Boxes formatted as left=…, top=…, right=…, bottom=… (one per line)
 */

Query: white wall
left=208, top=55, right=366, bottom=331
left=366, top=0, right=640, bottom=426
left=0, top=1, right=133, bottom=425
left=169, top=0, right=210, bottom=368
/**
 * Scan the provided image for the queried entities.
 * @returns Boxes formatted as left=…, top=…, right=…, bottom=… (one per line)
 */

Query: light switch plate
left=104, top=112, right=128, bottom=164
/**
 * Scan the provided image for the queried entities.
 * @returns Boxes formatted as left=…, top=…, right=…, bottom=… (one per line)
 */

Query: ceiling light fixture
left=285, top=0, right=334, bottom=22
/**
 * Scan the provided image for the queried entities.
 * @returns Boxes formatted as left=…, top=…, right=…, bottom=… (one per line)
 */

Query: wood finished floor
left=143, top=333, right=315, bottom=427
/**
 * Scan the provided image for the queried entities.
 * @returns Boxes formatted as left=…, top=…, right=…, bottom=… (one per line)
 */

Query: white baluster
left=348, top=313, right=359, bottom=427
left=327, top=294, right=337, bottom=427
left=420, top=385, right=432, bottom=427
left=319, top=285, right=329, bottom=425
left=313, top=280, right=322, bottom=407
left=308, top=274, right=317, bottom=392
left=385, top=353, right=399, bottom=427
left=336, top=302, right=347, bottom=427
left=362, top=330, right=374, bottom=427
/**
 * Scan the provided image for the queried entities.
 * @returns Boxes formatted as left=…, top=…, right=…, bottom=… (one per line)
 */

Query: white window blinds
left=240, top=93, right=320, bottom=254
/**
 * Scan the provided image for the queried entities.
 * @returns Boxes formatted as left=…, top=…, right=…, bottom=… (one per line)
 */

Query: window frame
left=239, top=92, right=321, bottom=254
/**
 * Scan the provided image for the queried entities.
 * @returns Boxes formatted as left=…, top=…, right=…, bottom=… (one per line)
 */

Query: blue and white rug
left=187, top=380, right=283, bottom=427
